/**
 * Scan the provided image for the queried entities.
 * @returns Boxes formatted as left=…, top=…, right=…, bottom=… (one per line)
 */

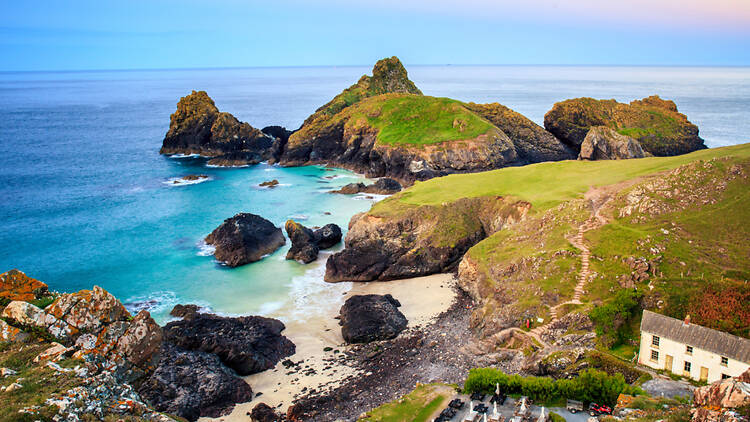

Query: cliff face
left=160, top=90, right=281, bottom=166
left=544, top=95, right=706, bottom=156
left=324, top=197, right=531, bottom=282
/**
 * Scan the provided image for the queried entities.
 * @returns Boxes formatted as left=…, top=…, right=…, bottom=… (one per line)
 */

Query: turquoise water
left=1, top=66, right=749, bottom=322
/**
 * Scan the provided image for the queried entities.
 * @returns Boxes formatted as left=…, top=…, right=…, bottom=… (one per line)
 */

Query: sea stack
left=205, top=213, right=285, bottom=267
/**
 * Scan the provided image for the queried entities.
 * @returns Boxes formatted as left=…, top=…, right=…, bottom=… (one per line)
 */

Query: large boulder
left=338, top=294, right=408, bottom=343
left=160, top=90, right=280, bottom=166
left=205, top=213, right=286, bottom=267
left=578, top=126, right=648, bottom=160
left=138, top=343, right=254, bottom=422
left=0, top=269, right=49, bottom=302
left=251, top=403, right=281, bottom=422
left=0, top=319, right=27, bottom=342
left=285, top=221, right=342, bottom=264
left=544, top=95, right=706, bottom=156
left=466, top=102, right=576, bottom=163
left=45, top=286, right=130, bottom=335
left=1, top=300, right=46, bottom=327
left=162, top=312, right=295, bottom=376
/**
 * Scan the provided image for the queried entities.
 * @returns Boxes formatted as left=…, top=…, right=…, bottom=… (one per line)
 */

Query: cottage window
left=720, top=356, right=728, bottom=367
left=652, top=335, right=660, bottom=347
left=651, top=350, right=659, bottom=362
left=684, top=361, right=691, bottom=372
left=686, top=345, right=693, bottom=355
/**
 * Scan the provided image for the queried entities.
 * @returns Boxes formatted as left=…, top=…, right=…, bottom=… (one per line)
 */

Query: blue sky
left=1, top=0, right=749, bottom=71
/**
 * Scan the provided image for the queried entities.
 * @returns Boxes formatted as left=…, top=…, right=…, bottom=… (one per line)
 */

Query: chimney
left=684, top=314, right=691, bottom=325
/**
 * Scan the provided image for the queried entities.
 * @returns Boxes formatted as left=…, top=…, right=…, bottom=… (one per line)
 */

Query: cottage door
left=700, top=367, right=708, bottom=382
left=665, top=355, right=673, bottom=372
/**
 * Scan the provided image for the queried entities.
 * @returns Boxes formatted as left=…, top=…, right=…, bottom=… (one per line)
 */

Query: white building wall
left=638, top=330, right=750, bottom=384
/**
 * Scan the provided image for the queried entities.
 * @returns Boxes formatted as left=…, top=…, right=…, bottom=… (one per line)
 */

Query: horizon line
left=2, top=63, right=750, bottom=74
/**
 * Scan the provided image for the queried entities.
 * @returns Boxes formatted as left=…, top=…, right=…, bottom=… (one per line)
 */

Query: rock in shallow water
left=138, top=343, right=254, bottom=422
left=205, top=213, right=285, bottom=267
left=338, top=294, right=408, bottom=343
left=285, top=220, right=342, bottom=264
left=162, top=312, right=295, bottom=376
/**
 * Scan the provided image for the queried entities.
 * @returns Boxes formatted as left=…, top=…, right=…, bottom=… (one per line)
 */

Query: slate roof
left=641, top=310, right=750, bottom=364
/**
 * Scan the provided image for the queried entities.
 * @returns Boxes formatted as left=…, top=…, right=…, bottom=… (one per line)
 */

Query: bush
left=587, top=351, right=649, bottom=384
left=464, top=367, right=642, bottom=407
left=589, top=288, right=643, bottom=347
left=548, top=412, right=565, bottom=422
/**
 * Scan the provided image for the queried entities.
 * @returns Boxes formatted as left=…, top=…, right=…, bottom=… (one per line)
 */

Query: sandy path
left=201, top=273, right=457, bottom=421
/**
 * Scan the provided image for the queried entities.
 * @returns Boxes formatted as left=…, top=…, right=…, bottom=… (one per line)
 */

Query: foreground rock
left=251, top=403, right=281, bottom=422
left=691, top=369, right=750, bottom=422
left=325, top=197, right=531, bottom=282
left=544, top=95, right=705, bottom=156
left=285, top=220, right=343, bottom=263
left=578, top=126, right=648, bottom=160
left=205, top=213, right=285, bottom=267
left=160, top=90, right=281, bottom=166
left=330, top=178, right=402, bottom=195
left=162, top=311, right=295, bottom=375
left=0, top=269, right=49, bottom=302
left=138, top=343, right=254, bottom=422
left=339, top=294, right=408, bottom=343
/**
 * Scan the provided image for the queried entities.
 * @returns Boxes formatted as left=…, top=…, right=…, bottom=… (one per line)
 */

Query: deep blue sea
left=1, top=65, right=749, bottom=322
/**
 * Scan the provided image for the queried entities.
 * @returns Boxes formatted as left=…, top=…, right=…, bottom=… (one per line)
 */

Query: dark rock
left=205, top=213, right=285, bottom=267
left=314, top=224, right=342, bottom=249
left=330, top=178, right=402, bottom=195
left=181, top=174, right=208, bottom=181
left=544, top=95, right=706, bottom=156
left=160, top=90, right=281, bottom=166
left=578, top=126, right=648, bottom=160
left=338, top=294, right=407, bottom=343
left=170, top=304, right=199, bottom=320
left=465, top=102, right=576, bottom=163
left=285, top=221, right=342, bottom=264
left=138, top=343, right=253, bottom=422
left=261, top=125, right=294, bottom=143
left=285, top=220, right=319, bottom=264
left=259, top=179, right=279, bottom=188
left=162, top=312, right=295, bottom=376
left=250, top=402, right=280, bottom=422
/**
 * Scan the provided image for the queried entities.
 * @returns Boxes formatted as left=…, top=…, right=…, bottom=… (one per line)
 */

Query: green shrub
left=589, top=289, right=643, bottom=347
left=548, top=412, right=565, bottom=422
left=587, top=351, right=649, bottom=384
left=463, top=367, right=642, bottom=407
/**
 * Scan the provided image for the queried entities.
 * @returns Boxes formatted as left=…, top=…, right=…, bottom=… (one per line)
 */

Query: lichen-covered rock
left=466, top=102, right=576, bottom=163
left=33, top=342, right=71, bottom=363
left=0, top=269, right=49, bottom=302
left=692, top=369, right=750, bottom=422
left=544, top=95, right=706, bottom=156
left=1, top=300, right=46, bottom=327
left=115, top=310, right=163, bottom=369
left=162, top=312, right=295, bottom=376
left=338, top=294, right=407, bottom=343
left=0, top=319, right=27, bottom=342
left=205, top=213, right=285, bottom=267
left=285, top=220, right=343, bottom=263
left=578, top=126, right=647, bottom=160
left=160, top=91, right=279, bottom=166
left=138, top=343, right=254, bottom=422
left=325, top=197, right=530, bottom=282
left=45, top=286, right=130, bottom=334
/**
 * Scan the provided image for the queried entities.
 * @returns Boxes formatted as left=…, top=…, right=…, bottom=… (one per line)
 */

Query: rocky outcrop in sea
left=160, top=90, right=283, bottom=166
left=285, top=220, right=342, bottom=263
left=329, top=177, right=402, bottom=195
left=205, top=212, right=286, bottom=267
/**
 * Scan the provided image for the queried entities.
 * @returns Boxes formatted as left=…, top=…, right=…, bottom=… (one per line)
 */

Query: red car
left=588, top=403, right=612, bottom=416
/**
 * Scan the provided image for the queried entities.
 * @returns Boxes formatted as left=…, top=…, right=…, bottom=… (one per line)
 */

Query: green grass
left=372, top=143, right=750, bottom=215
left=345, top=94, right=496, bottom=146
left=360, top=383, right=453, bottom=422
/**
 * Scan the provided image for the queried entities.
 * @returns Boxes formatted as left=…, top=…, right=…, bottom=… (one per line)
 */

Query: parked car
left=566, top=399, right=584, bottom=413
left=588, top=403, right=612, bottom=416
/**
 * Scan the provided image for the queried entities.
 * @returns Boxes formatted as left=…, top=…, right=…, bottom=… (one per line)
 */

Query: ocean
left=1, top=65, right=749, bottom=323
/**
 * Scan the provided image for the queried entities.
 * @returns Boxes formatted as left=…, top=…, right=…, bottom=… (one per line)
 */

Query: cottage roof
left=641, top=310, right=750, bottom=364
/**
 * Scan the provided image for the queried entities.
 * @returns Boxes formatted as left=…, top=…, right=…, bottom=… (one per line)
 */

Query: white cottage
left=638, top=310, right=750, bottom=383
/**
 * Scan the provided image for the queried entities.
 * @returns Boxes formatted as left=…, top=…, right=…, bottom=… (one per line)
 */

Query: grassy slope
left=372, top=143, right=750, bottom=215
left=344, top=94, right=495, bottom=146
left=359, top=383, right=453, bottom=422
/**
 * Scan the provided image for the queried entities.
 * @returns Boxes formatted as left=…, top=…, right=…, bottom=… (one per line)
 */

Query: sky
left=1, top=0, right=750, bottom=71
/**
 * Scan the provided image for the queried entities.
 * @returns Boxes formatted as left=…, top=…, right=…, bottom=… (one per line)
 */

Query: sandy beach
left=201, top=273, right=457, bottom=421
